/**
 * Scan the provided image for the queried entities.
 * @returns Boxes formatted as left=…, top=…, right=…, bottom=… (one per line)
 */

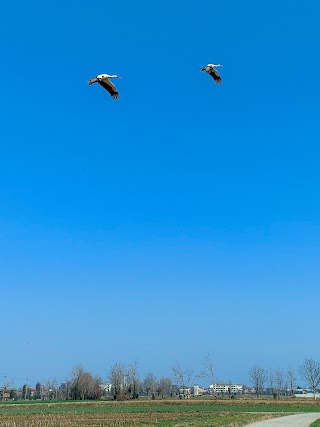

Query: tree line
left=249, top=357, right=320, bottom=400
left=2, top=356, right=320, bottom=401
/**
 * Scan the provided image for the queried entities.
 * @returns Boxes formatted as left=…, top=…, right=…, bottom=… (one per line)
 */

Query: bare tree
left=171, top=363, right=186, bottom=399
left=59, top=381, right=71, bottom=400
left=171, top=364, right=198, bottom=399
left=269, top=370, right=275, bottom=397
left=171, top=364, right=185, bottom=387
left=248, top=365, right=267, bottom=397
left=69, top=366, right=102, bottom=400
left=287, top=368, right=296, bottom=397
left=299, top=358, right=320, bottom=400
left=275, top=369, right=284, bottom=397
left=159, top=377, right=172, bottom=398
left=127, top=361, right=140, bottom=399
left=45, top=379, right=59, bottom=400
left=202, top=354, right=215, bottom=390
left=144, top=372, right=157, bottom=399
left=185, top=368, right=196, bottom=388
left=109, top=363, right=126, bottom=400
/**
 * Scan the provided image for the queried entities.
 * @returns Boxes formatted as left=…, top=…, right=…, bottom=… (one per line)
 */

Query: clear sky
left=1, top=0, right=320, bottom=388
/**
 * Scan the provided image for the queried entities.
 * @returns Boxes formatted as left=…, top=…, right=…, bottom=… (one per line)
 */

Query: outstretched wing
left=98, top=78, right=120, bottom=99
left=87, top=77, right=99, bottom=85
left=208, top=68, right=222, bottom=84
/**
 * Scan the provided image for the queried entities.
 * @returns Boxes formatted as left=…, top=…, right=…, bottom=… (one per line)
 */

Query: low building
left=100, top=384, right=113, bottom=393
left=209, top=383, right=243, bottom=395
left=193, top=385, right=205, bottom=396
left=179, top=386, right=191, bottom=398
left=0, top=388, right=13, bottom=401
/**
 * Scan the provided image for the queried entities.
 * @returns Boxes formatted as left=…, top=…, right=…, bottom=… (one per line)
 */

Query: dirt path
left=246, top=413, right=320, bottom=427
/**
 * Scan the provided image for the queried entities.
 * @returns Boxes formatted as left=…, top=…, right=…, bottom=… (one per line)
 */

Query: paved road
left=246, top=413, right=320, bottom=427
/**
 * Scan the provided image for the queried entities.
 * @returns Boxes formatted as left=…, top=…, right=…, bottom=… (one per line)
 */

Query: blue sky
left=1, top=0, right=320, bottom=388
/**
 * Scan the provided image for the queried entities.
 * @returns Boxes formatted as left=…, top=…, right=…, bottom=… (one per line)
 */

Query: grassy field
left=0, top=398, right=319, bottom=427
left=311, top=420, right=320, bottom=427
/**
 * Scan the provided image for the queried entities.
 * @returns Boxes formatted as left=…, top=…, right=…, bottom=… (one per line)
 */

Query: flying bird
left=201, top=64, right=223, bottom=84
left=87, top=74, right=121, bottom=99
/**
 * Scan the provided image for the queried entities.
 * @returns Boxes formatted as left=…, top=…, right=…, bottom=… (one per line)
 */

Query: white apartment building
left=193, top=385, right=206, bottom=396
left=209, top=383, right=243, bottom=394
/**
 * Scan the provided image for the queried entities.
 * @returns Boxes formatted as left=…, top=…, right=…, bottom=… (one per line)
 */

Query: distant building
left=179, top=386, right=191, bottom=398
left=0, top=388, right=14, bottom=401
left=242, top=386, right=256, bottom=394
left=0, top=390, right=8, bottom=400
left=100, top=384, right=113, bottom=393
left=193, top=385, right=205, bottom=396
left=209, top=383, right=243, bottom=395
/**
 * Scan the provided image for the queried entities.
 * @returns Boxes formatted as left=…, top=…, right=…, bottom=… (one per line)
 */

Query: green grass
left=310, top=419, right=320, bottom=427
left=0, top=398, right=319, bottom=427
left=1, top=399, right=320, bottom=415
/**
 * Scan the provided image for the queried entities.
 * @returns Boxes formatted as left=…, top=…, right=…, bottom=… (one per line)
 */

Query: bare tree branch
left=299, top=358, right=320, bottom=400
left=202, top=354, right=215, bottom=390
left=248, top=365, right=267, bottom=397
left=287, top=368, right=296, bottom=397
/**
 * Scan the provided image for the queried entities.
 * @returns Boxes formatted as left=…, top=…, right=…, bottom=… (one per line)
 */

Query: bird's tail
left=87, top=77, right=99, bottom=85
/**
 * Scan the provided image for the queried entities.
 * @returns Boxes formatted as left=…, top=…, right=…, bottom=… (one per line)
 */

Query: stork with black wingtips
left=87, top=73, right=121, bottom=99
left=201, top=64, right=223, bottom=84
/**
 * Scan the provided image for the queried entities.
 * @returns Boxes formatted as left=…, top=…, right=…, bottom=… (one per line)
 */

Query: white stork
left=201, top=64, right=223, bottom=84
left=87, top=74, right=121, bottom=99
